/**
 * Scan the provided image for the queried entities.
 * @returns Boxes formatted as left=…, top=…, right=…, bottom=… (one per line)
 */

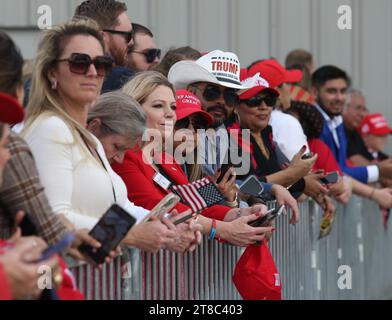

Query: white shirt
left=22, top=113, right=149, bottom=230
left=314, top=104, right=343, bottom=148
left=269, top=110, right=309, bottom=161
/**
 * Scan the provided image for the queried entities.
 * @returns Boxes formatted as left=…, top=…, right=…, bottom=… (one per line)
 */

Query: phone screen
left=79, top=204, right=136, bottom=264
left=148, top=193, right=180, bottom=220
left=249, top=205, right=285, bottom=228
left=239, top=175, right=265, bottom=197
left=320, top=171, right=339, bottom=184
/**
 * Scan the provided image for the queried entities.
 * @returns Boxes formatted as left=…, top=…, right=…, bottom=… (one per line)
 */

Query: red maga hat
left=175, top=89, right=213, bottom=124
left=239, top=68, right=280, bottom=100
left=248, top=59, right=303, bottom=88
left=359, top=113, right=392, bottom=136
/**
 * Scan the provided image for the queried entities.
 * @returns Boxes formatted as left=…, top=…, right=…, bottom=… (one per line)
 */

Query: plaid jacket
left=0, top=132, right=67, bottom=244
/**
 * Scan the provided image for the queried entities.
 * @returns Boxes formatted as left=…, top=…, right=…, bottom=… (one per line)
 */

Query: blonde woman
left=114, top=71, right=273, bottom=247
left=21, top=19, right=178, bottom=253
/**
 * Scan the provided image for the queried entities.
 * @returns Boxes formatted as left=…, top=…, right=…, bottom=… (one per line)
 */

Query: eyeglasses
left=103, top=29, right=134, bottom=43
left=56, top=53, right=114, bottom=77
left=241, top=95, right=278, bottom=108
left=129, top=48, right=161, bottom=63
left=192, top=84, right=239, bottom=107
left=175, top=116, right=209, bottom=130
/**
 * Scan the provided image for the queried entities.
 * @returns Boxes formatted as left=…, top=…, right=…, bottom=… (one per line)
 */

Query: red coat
left=112, top=149, right=230, bottom=221
left=308, top=138, right=343, bottom=175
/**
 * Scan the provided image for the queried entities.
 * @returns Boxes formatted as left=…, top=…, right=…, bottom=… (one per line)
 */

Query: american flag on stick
left=171, top=177, right=224, bottom=213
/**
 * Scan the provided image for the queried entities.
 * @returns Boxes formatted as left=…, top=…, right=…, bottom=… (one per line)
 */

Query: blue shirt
left=315, top=104, right=369, bottom=183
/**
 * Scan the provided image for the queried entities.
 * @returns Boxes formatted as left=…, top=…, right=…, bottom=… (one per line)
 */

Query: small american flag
left=171, top=177, right=224, bottom=212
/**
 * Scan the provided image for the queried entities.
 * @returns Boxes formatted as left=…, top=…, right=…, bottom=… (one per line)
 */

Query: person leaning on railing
left=87, top=91, right=202, bottom=253
left=20, top=19, right=180, bottom=255
left=113, top=71, right=274, bottom=247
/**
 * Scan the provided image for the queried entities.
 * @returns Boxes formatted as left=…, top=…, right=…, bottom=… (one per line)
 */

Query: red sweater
left=308, top=138, right=343, bottom=175
left=112, top=149, right=230, bottom=221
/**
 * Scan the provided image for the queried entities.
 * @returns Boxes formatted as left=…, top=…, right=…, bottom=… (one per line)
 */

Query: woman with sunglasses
left=20, top=20, right=176, bottom=254
left=229, top=72, right=319, bottom=202
left=173, top=90, right=238, bottom=205
left=113, top=71, right=274, bottom=247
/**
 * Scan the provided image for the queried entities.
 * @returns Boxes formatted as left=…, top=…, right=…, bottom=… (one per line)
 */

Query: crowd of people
left=1, top=0, right=392, bottom=300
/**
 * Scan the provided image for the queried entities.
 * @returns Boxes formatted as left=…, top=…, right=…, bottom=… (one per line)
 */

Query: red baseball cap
left=175, top=89, right=213, bottom=124
left=359, top=113, right=392, bottom=136
left=239, top=68, right=280, bottom=100
left=0, top=92, right=25, bottom=124
left=248, top=59, right=303, bottom=88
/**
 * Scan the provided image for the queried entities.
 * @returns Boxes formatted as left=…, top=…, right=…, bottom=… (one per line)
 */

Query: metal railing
left=68, top=196, right=392, bottom=300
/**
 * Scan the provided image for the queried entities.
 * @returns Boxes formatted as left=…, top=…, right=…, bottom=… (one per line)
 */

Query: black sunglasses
left=129, top=48, right=161, bottom=63
left=103, top=29, right=134, bottom=43
left=175, top=116, right=209, bottom=130
left=192, top=84, right=239, bottom=108
left=56, top=53, right=114, bottom=77
left=241, top=95, right=278, bottom=108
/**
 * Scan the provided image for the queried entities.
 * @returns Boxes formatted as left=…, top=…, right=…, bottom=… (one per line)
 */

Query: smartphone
left=239, top=175, right=265, bottom=197
left=320, top=171, right=339, bottom=184
left=249, top=205, right=285, bottom=228
left=78, top=204, right=137, bottom=264
left=19, top=213, right=38, bottom=236
left=143, top=193, right=180, bottom=222
left=33, top=232, right=75, bottom=263
left=301, top=152, right=314, bottom=160
left=217, top=163, right=233, bottom=184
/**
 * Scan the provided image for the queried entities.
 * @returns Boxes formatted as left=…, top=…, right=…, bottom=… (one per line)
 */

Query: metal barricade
left=68, top=196, right=392, bottom=300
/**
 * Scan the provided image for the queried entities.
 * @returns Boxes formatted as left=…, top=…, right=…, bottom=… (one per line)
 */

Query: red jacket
left=112, top=149, right=230, bottom=221
left=308, top=138, right=343, bottom=175
left=0, top=240, right=12, bottom=300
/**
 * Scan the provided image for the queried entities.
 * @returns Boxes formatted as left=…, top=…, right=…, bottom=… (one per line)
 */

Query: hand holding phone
left=216, top=164, right=233, bottom=184
left=320, top=171, right=339, bottom=184
left=143, top=193, right=180, bottom=222
left=248, top=205, right=285, bottom=228
left=33, top=233, right=75, bottom=263
left=78, top=204, right=137, bottom=264
left=301, top=152, right=314, bottom=160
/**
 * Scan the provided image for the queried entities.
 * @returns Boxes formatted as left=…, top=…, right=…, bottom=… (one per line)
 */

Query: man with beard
left=312, top=66, right=392, bottom=184
left=74, top=0, right=135, bottom=93
left=168, top=50, right=254, bottom=176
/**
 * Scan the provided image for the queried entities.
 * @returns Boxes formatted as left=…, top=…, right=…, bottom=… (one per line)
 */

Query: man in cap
left=168, top=50, right=254, bottom=177
left=358, top=113, right=392, bottom=163
left=168, top=50, right=300, bottom=216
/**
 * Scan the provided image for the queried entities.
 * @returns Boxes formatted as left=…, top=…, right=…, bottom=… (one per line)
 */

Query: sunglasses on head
left=56, top=53, right=114, bottom=77
left=130, top=48, right=161, bottom=63
left=241, top=95, right=278, bottom=108
left=193, top=84, right=239, bottom=108
left=103, top=29, right=134, bottom=43
left=175, top=115, right=209, bottom=130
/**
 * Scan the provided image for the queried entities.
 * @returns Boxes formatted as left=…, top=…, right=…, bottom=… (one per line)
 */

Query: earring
left=51, top=80, right=57, bottom=90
